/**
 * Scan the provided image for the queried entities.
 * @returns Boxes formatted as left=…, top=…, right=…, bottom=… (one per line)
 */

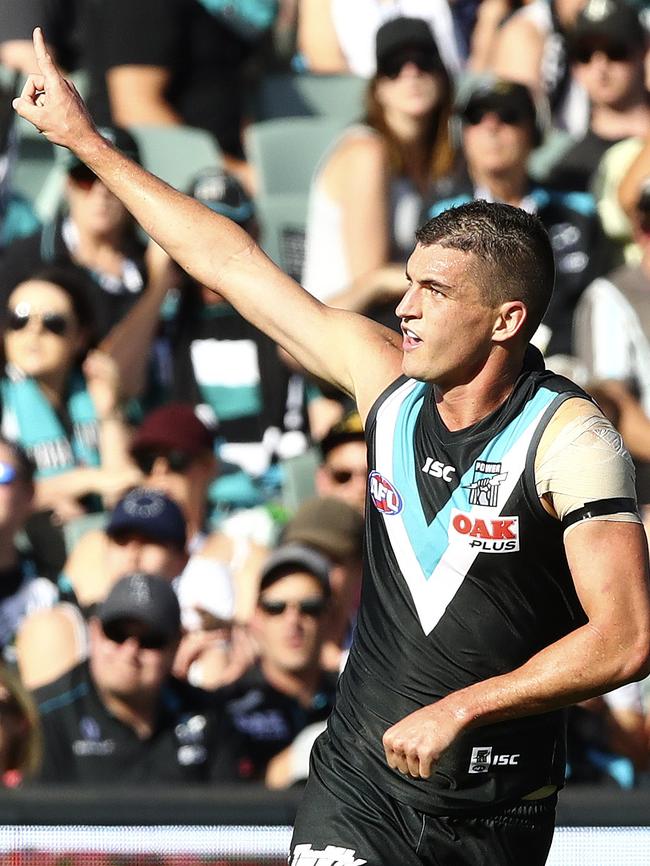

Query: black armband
left=562, top=497, right=639, bottom=530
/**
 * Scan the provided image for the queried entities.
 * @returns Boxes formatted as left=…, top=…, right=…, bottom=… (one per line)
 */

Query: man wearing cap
left=0, top=125, right=148, bottom=340
left=215, top=543, right=337, bottom=787
left=316, top=411, right=368, bottom=515
left=16, top=487, right=191, bottom=690
left=545, top=0, right=650, bottom=194
left=21, top=42, right=650, bottom=866
left=33, top=572, right=241, bottom=784
left=424, top=77, right=611, bottom=359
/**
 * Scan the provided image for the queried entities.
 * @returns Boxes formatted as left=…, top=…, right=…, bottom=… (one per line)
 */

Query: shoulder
left=326, top=127, right=388, bottom=173
left=33, top=661, right=88, bottom=716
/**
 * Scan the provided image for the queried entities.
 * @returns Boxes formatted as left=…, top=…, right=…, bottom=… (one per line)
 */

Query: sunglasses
left=133, top=449, right=195, bottom=475
left=379, top=48, right=440, bottom=80
left=102, top=621, right=170, bottom=650
left=327, top=466, right=367, bottom=485
left=0, top=462, right=17, bottom=485
left=69, top=163, right=99, bottom=190
left=6, top=307, right=72, bottom=337
left=573, top=43, right=632, bottom=64
left=259, top=597, right=327, bottom=618
left=463, top=105, right=529, bottom=127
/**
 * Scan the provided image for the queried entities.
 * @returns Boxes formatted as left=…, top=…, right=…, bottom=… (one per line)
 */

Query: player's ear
left=492, top=300, right=527, bottom=343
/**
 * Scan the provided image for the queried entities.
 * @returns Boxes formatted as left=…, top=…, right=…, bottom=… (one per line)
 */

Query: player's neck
left=434, top=351, right=524, bottom=432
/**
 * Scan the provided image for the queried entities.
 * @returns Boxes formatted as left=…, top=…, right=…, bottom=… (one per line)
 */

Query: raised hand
left=12, top=27, right=98, bottom=153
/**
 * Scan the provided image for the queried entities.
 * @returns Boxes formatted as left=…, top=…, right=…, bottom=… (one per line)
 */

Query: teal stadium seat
left=256, top=192, right=310, bottom=282
left=254, top=73, right=366, bottom=124
left=126, top=124, right=223, bottom=192
left=245, top=116, right=344, bottom=196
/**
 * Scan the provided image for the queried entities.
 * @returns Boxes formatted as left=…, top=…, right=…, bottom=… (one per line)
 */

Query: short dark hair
left=415, top=200, right=555, bottom=340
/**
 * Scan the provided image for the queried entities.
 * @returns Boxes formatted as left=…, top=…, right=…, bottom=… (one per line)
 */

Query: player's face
left=396, top=243, right=500, bottom=387
left=255, top=573, right=328, bottom=675
left=90, top=617, right=177, bottom=699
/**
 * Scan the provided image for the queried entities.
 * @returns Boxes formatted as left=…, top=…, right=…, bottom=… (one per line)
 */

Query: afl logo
left=369, top=471, right=403, bottom=515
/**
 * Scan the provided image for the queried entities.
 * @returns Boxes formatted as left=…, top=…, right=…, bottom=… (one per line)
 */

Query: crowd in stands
left=1, top=0, right=650, bottom=794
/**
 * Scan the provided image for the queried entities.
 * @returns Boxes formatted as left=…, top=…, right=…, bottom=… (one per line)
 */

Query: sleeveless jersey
left=325, top=354, right=589, bottom=816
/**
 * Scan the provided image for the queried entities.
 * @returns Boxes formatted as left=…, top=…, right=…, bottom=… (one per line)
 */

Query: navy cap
left=569, top=0, right=646, bottom=52
left=106, top=488, right=187, bottom=551
left=375, top=16, right=442, bottom=71
left=97, top=572, right=181, bottom=641
left=188, top=167, right=255, bottom=226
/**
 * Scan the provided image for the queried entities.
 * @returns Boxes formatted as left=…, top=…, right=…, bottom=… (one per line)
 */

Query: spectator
left=16, top=487, right=192, bottom=690
left=315, top=410, right=367, bottom=515
left=0, top=663, right=42, bottom=787
left=423, top=77, right=612, bottom=359
left=103, top=168, right=312, bottom=522
left=297, top=0, right=464, bottom=78
left=0, top=0, right=82, bottom=75
left=301, top=16, right=456, bottom=327
left=0, top=437, right=57, bottom=662
left=216, top=543, right=337, bottom=786
left=0, top=265, right=140, bottom=578
left=87, top=0, right=277, bottom=189
left=490, top=0, right=590, bottom=135
left=282, top=494, right=364, bottom=671
left=33, top=572, right=242, bottom=784
left=574, top=180, right=650, bottom=520
left=544, top=0, right=650, bottom=193
left=0, top=127, right=149, bottom=341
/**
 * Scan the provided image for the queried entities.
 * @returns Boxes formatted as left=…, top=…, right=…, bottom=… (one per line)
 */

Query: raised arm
left=13, top=29, right=402, bottom=420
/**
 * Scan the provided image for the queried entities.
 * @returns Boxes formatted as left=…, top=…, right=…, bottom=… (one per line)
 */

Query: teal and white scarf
left=1, top=367, right=100, bottom=478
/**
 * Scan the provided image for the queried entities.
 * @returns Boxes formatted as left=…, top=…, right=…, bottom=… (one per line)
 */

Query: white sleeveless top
left=302, top=125, right=423, bottom=301
left=330, top=0, right=462, bottom=78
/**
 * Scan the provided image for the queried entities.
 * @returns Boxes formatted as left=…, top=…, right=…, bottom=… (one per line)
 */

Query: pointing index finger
left=32, top=27, right=57, bottom=76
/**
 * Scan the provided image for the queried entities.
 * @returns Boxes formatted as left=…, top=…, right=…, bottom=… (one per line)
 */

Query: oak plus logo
left=469, top=746, right=520, bottom=774
left=421, top=457, right=456, bottom=482
left=369, top=471, right=403, bottom=515
left=290, top=844, right=367, bottom=865
left=449, top=509, right=519, bottom=553
left=465, top=460, right=507, bottom=507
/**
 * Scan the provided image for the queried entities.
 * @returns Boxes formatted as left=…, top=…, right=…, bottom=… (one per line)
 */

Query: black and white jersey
left=326, top=353, right=589, bottom=816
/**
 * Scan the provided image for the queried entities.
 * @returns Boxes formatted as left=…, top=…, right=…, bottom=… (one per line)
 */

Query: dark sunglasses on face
left=6, top=306, right=72, bottom=337
left=102, top=620, right=170, bottom=650
left=69, top=163, right=99, bottom=190
left=133, top=448, right=195, bottom=475
left=463, top=104, right=529, bottom=127
left=573, top=42, right=632, bottom=64
left=259, top=597, right=327, bottom=618
left=327, top=466, right=367, bottom=485
left=379, top=48, right=440, bottom=80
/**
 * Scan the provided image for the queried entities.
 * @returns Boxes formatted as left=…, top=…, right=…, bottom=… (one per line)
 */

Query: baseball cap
left=283, top=496, right=364, bottom=561
left=320, top=411, right=365, bottom=458
left=375, top=16, right=443, bottom=74
left=129, top=403, right=215, bottom=461
left=106, top=487, right=187, bottom=551
left=188, top=167, right=255, bottom=227
left=569, top=0, right=646, bottom=53
left=61, top=125, right=141, bottom=173
left=259, top=543, right=332, bottom=595
left=97, top=572, right=181, bottom=642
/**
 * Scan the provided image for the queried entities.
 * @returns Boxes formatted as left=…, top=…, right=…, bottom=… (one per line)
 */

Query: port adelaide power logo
left=449, top=459, right=520, bottom=553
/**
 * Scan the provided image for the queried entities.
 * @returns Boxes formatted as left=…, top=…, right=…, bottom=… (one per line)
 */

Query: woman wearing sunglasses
left=301, top=17, right=456, bottom=330
left=0, top=264, right=140, bottom=577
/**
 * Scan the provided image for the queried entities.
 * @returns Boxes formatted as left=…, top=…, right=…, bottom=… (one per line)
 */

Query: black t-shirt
left=34, top=661, right=243, bottom=783
left=215, top=663, right=338, bottom=780
left=89, top=0, right=253, bottom=157
left=0, top=0, right=82, bottom=73
left=545, top=130, right=624, bottom=193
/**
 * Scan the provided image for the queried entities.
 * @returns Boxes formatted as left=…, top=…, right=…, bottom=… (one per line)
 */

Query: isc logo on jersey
left=449, top=508, right=519, bottom=552
left=369, top=471, right=403, bottom=515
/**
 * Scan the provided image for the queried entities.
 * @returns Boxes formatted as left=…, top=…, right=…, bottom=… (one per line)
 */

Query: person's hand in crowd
left=82, top=349, right=122, bottom=421
left=172, top=621, right=257, bottom=689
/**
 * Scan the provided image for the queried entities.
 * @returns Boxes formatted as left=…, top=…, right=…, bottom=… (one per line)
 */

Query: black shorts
left=290, top=735, right=557, bottom=866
